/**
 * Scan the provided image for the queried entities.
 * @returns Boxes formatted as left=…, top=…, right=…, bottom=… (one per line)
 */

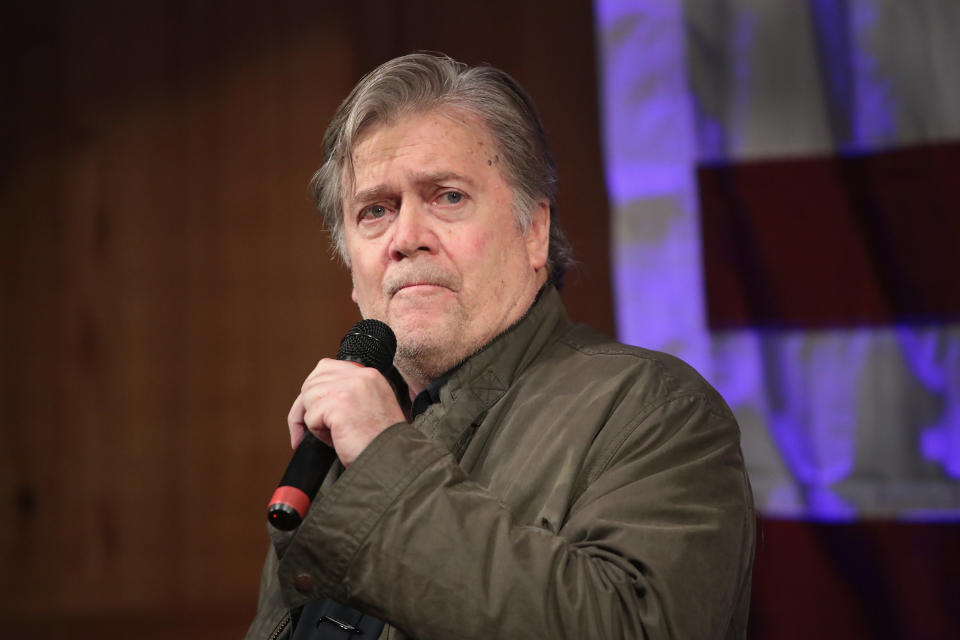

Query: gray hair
left=310, top=52, right=574, bottom=289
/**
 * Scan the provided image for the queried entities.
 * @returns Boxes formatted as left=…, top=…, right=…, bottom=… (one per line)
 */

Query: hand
left=288, top=359, right=407, bottom=467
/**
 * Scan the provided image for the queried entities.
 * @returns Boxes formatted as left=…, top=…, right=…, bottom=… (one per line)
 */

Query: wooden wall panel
left=0, top=1, right=612, bottom=636
left=1, top=1, right=361, bottom=628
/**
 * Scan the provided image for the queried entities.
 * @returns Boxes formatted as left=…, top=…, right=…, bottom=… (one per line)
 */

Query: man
left=247, top=53, right=754, bottom=639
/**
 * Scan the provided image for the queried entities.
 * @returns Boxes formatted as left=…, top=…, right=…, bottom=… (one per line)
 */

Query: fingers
left=287, top=394, right=307, bottom=449
left=295, top=359, right=364, bottom=445
left=300, top=360, right=384, bottom=406
left=289, top=358, right=405, bottom=466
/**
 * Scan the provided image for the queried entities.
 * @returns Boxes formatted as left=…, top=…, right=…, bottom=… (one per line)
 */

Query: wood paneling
left=0, top=1, right=612, bottom=635
left=1, top=0, right=361, bottom=623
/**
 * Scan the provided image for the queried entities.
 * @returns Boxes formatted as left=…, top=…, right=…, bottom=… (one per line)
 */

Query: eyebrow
left=349, top=171, right=477, bottom=204
left=350, top=184, right=395, bottom=206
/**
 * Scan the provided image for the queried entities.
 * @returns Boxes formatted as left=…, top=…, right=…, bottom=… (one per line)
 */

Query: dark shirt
left=410, top=371, right=453, bottom=419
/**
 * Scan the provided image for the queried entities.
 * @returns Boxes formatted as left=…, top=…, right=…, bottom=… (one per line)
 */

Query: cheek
left=454, top=232, right=498, bottom=282
left=350, top=261, right=381, bottom=305
left=466, top=233, right=489, bottom=257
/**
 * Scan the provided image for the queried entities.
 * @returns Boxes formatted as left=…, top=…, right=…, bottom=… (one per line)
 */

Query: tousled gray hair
left=310, top=52, right=574, bottom=289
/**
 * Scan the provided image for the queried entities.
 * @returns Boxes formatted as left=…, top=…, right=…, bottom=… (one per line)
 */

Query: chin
left=396, top=338, right=453, bottom=381
left=395, top=326, right=449, bottom=357
left=395, top=325, right=473, bottom=377
left=391, top=308, right=455, bottom=341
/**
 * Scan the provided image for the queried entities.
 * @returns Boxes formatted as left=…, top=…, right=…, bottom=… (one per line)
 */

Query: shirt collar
left=410, top=369, right=455, bottom=419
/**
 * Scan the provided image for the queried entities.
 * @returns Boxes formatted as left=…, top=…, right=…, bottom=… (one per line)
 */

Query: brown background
left=0, top=1, right=612, bottom=637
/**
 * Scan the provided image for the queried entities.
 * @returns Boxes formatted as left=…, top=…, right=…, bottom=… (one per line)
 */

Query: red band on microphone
left=268, top=486, right=311, bottom=518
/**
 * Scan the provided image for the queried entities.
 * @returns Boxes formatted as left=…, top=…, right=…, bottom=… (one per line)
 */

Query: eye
left=435, top=191, right=465, bottom=206
left=359, top=204, right=389, bottom=221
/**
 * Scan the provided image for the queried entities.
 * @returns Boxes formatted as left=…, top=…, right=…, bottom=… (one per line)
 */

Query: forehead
left=344, top=109, right=502, bottom=194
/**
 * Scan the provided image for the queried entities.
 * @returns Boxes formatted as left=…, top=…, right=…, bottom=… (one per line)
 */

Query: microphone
left=266, top=319, right=397, bottom=531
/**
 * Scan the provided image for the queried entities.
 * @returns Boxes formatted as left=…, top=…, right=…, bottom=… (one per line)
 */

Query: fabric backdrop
left=595, top=0, right=959, bottom=521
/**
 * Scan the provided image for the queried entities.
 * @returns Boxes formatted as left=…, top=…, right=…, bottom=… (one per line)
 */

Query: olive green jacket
left=246, top=287, right=754, bottom=639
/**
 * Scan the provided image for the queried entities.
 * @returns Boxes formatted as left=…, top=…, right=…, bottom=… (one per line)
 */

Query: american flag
left=595, top=1, right=959, bottom=635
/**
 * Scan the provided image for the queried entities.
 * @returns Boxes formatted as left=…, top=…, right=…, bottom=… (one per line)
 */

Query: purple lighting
left=595, top=0, right=960, bottom=519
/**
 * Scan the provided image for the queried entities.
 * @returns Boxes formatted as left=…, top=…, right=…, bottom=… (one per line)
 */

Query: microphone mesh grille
left=336, top=319, right=397, bottom=374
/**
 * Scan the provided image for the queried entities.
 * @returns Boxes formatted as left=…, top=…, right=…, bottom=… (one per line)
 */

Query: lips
left=391, top=283, right=450, bottom=300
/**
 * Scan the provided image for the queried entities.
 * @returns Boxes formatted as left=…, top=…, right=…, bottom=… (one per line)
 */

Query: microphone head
left=337, top=319, right=397, bottom=374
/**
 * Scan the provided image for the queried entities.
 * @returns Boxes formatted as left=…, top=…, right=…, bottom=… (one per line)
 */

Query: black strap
left=292, top=598, right=384, bottom=640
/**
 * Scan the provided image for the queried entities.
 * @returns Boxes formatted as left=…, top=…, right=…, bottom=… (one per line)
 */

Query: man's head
left=312, top=52, right=573, bottom=289
left=311, top=53, right=573, bottom=390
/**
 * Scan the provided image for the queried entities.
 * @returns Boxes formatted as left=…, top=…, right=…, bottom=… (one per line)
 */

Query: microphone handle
left=266, top=317, right=399, bottom=532
left=267, top=432, right=337, bottom=531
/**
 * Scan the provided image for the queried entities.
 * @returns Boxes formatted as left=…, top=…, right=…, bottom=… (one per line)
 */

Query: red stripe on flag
left=750, top=518, right=960, bottom=638
left=697, top=142, right=960, bottom=329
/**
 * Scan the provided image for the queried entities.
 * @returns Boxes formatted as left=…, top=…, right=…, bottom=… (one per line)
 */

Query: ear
left=525, top=200, right=550, bottom=271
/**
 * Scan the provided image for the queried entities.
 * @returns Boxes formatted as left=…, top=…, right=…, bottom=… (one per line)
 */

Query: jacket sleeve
left=274, top=392, right=754, bottom=639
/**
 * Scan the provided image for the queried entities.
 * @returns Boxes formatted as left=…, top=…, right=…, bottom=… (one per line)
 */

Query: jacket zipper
left=268, top=614, right=291, bottom=640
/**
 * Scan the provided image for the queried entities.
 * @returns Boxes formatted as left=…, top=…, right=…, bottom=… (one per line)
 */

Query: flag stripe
left=698, top=141, right=960, bottom=329
left=750, top=518, right=960, bottom=637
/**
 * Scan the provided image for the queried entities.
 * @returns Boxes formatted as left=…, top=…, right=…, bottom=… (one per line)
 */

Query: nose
left=388, top=201, right=438, bottom=261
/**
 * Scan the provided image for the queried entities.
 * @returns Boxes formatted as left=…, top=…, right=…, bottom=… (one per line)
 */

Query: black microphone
left=266, top=319, right=397, bottom=531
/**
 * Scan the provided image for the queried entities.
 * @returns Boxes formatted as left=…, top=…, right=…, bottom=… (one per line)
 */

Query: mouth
left=393, top=282, right=450, bottom=295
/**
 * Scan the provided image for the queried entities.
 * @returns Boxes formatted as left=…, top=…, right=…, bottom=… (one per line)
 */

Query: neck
left=403, top=373, right=431, bottom=400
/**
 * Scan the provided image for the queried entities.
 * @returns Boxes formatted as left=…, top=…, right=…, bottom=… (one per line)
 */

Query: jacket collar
left=412, top=285, right=569, bottom=455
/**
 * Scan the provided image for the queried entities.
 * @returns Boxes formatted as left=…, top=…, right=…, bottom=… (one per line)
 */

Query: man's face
left=342, top=109, right=549, bottom=389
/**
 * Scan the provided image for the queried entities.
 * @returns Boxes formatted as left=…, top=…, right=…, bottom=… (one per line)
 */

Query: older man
left=247, top=53, right=754, bottom=640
